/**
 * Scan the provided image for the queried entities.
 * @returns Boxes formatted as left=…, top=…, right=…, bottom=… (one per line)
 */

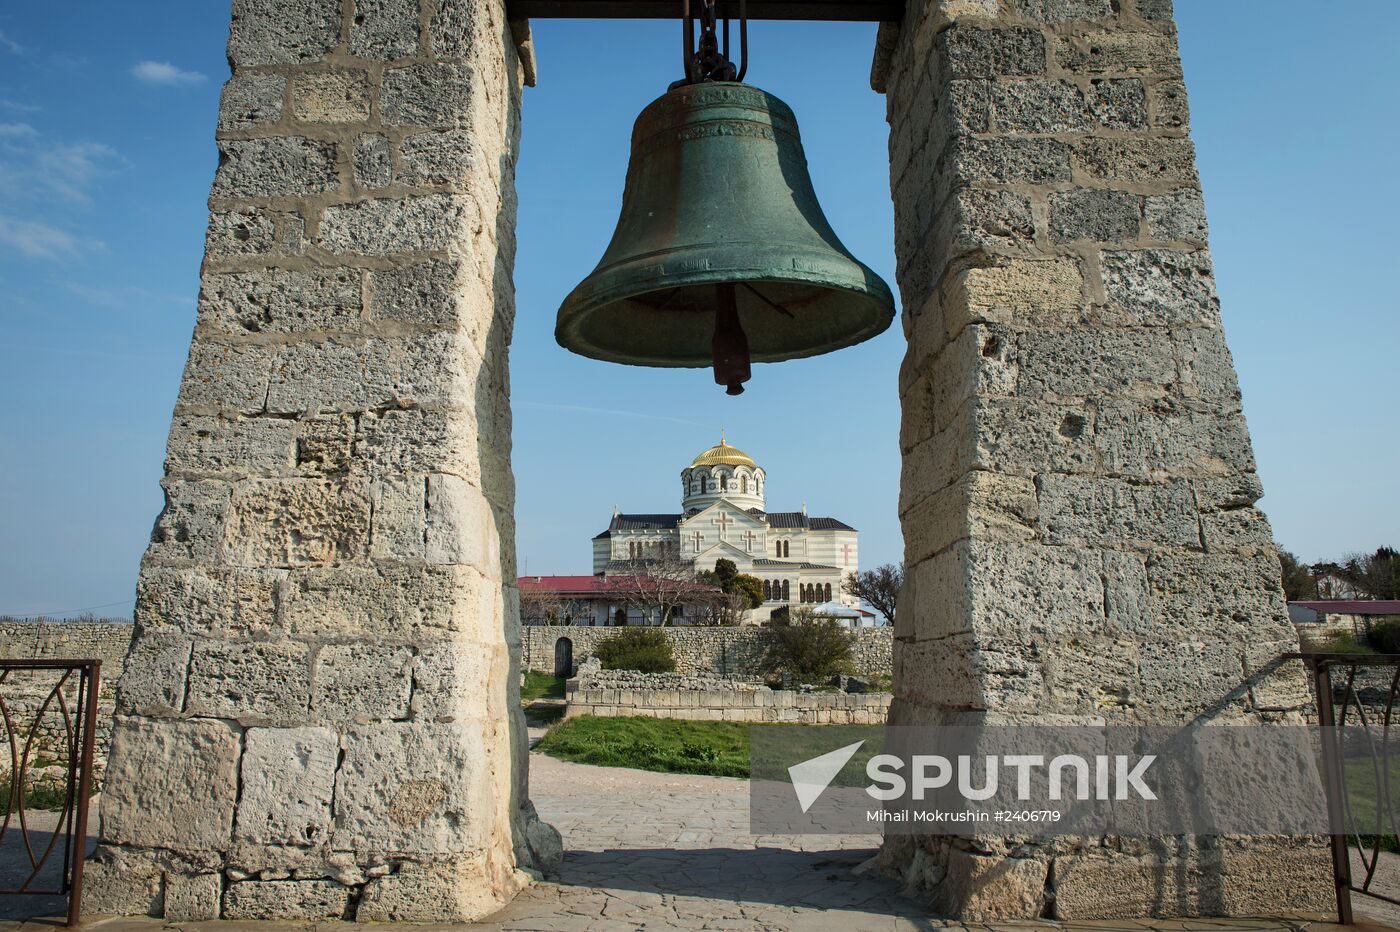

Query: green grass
left=1, top=784, right=78, bottom=816
left=522, top=672, right=566, bottom=701
left=1341, top=753, right=1400, bottom=852
left=524, top=703, right=567, bottom=727
left=534, top=715, right=754, bottom=777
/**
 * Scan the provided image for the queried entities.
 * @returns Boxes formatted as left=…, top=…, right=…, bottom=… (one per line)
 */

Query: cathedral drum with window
left=592, top=436, right=859, bottom=622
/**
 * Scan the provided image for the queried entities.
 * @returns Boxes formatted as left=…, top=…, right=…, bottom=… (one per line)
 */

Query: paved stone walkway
left=0, top=750, right=1387, bottom=930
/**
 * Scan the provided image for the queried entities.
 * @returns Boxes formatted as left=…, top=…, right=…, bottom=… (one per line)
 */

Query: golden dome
left=690, top=434, right=757, bottom=468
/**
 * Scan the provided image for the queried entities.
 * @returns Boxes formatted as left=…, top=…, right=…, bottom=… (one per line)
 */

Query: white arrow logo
left=788, top=740, right=866, bottom=813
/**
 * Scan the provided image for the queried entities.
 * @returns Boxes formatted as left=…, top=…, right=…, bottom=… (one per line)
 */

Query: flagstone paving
left=1, top=750, right=1387, bottom=930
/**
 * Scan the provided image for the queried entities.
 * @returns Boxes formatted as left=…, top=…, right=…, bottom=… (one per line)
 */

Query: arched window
left=763, top=580, right=771, bottom=600
left=781, top=580, right=790, bottom=601
left=824, top=583, right=832, bottom=602
left=783, top=540, right=790, bottom=558
left=775, top=541, right=781, bottom=557
left=800, top=584, right=808, bottom=603
left=700, top=475, right=707, bottom=494
left=741, top=475, right=748, bottom=493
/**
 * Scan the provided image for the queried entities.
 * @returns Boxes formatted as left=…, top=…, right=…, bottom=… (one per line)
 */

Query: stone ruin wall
left=876, top=0, right=1327, bottom=918
left=521, top=624, right=893, bottom=678
left=0, top=622, right=133, bottom=793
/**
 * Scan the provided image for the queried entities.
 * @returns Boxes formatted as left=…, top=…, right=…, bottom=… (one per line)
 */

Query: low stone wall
left=566, top=684, right=890, bottom=725
left=523, top=624, right=892, bottom=678
left=576, top=669, right=764, bottom=692
left=0, top=621, right=135, bottom=789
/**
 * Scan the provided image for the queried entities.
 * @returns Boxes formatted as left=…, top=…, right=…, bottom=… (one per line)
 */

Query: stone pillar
left=83, top=0, right=553, bottom=922
left=876, top=0, right=1328, bottom=919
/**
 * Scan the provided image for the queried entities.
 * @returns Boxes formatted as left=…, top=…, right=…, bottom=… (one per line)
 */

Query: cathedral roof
left=595, top=513, right=682, bottom=538
left=689, top=434, right=757, bottom=468
left=752, top=558, right=841, bottom=571
left=764, top=511, right=856, bottom=531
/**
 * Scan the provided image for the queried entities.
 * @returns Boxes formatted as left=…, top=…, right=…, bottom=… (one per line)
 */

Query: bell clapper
left=712, top=283, right=751, bottom=396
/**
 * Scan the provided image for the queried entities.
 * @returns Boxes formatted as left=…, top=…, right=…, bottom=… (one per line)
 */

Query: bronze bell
left=555, top=80, right=896, bottom=395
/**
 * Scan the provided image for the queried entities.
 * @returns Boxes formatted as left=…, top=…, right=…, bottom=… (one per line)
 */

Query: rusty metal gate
left=0, top=660, right=101, bottom=927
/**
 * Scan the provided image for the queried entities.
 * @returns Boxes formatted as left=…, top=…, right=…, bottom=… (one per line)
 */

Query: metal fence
left=0, top=660, right=101, bottom=927
left=1291, top=652, right=1400, bottom=925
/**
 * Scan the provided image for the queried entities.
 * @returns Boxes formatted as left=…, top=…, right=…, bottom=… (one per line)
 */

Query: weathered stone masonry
left=873, top=0, right=1326, bottom=919
left=83, top=0, right=552, bottom=922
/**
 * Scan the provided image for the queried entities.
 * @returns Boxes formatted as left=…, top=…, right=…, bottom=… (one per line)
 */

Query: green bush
left=1367, top=617, right=1400, bottom=654
left=763, top=617, right=853, bottom=684
left=592, top=627, right=676, bottom=673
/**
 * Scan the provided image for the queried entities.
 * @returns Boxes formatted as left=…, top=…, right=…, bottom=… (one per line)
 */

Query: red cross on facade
left=743, top=530, right=758, bottom=552
left=840, top=543, right=853, bottom=566
left=691, top=531, right=704, bottom=551
left=710, top=511, right=733, bottom=539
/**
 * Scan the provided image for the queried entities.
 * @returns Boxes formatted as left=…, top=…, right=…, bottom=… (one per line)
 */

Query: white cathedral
left=592, top=435, right=861, bottom=623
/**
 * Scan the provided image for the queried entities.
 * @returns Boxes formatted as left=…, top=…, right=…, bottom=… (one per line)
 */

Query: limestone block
left=943, top=256, right=1085, bottom=335
left=295, top=413, right=356, bottom=475
left=102, top=718, right=240, bottom=852
left=1055, top=31, right=1182, bottom=77
left=228, top=0, right=342, bottom=67
left=235, top=726, right=339, bottom=845
left=1094, top=400, right=1252, bottom=479
left=223, top=478, right=372, bottom=567
left=929, top=187, right=1037, bottom=272
left=971, top=540, right=1146, bottom=638
left=1015, top=329, right=1176, bottom=399
left=354, top=133, right=392, bottom=189
left=411, top=641, right=495, bottom=721
left=282, top=563, right=487, bottom=640
left=136, top=565, right=286, bottom=637
left=901, top=324, right=1017, bottom=448
left=292, top=71, right=371, bottom=124
left=351, top=0, right=422, bottom=59
left=429, top=0, right=507, bottom=61
left=266, top=339, right=395, bottom=415
left=163, top=872, right=221, bottom=921
left=398, top=130, right=482, bottom=186
left=334, top=723, right=486, bottom=854
left=381, top=63, right=483, bottom=127
left=1009, top=0, right=1113, bottom=23
left=82, top=846, right=164, bottom=917
left=218, top=73, right=286, bottom=130
left=1075, top=137, right=1199, bottom=185
left=1136, top=0, right=1173, bottom=18
left=426, top=473, right=502, bottom=572
left=933, top=848, right=1048, bottom=918
left=313, top=643, right=413, bottom=722
left=1035, top=475, right=1202, bottom=548
left=989, top=79, right=1146, bottom=134
left=186, top=640, right=312, bottom=724
left=1173, top=327, right=1242, bottom=403
left=203, top=268, right=362, bottom=336
left=370, top=258, right=467, bottom=327
left=113, top=629, right=191, bottom=716
left=212, top=137, right=340, bottom=200
left=1100, top=248, right=1219, bottom=327
left=359, top=407, right=474, bottom=475
left=944, top=136, right=1072, bottom=188
left=1145, top=550, right=1287, bottom=635
left=1151, top=79, right=1190, bottom=129
left=1215, top=839, right=1332, bottom=914
left=1144, top=188, right=1208, bottom=244
left=370, top=477, right=427, bottom=560
left=525, top=813, right=564, bottom=871
left=398, top=331, right=483, bottom=407
left=223, top=879, right=352, bottom=919
left=1053, top=848, right=1206, bottom=918
left=896, top=630, right=1043, bottom=712
left=903, top=470, right=1038, bottom=564
left=146, top=480, right=231, bottom=564
left=205, top=206, right=281, bottom=258
left=936, top=25, right=1046, bottom=80
left=358, top=857, right=517, bottom=922
left=318, top=193, right=479, bottom=255
left=971, top=398, right=1099, bottom=479
left=166, top=414, right=296, bottom=477
left=1049, top=189, right=1141, bottom=244
left=175, top=342, right=275, bottom=415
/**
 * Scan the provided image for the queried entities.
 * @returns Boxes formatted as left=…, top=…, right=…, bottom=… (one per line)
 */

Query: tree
left=593, top=627, right=677, bottom=673
left=762, top=607, right=853, bottom=684
left=699, top=558, right=764, bottom=625
left=519, top=581, right=567, bottom=626
left=1278, top=547, right=1318, bottom=602
left=605, top=557, right=715, bottom=626
left=842, top=562, right=904, bottom=625
left=1341, top=547, right=1400, bottom=600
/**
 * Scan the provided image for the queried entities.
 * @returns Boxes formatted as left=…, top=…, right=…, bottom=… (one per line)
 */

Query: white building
left=592, top=436, right=860, bottom=623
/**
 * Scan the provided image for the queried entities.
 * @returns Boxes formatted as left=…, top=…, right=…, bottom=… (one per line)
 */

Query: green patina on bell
left=555, top=81, right=896, bottom=395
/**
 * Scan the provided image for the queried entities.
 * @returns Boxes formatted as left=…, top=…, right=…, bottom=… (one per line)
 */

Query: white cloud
left=0, top=215, right=80, bottom=259
left=0, top=100, right=41, bottom=113
left=131, top=60, right=205, bottom=86
left=0, top=127, right=122, bottom=203
left=0, top=122, right=38, bottom=139
left=0, top=30, right=25, bottom=55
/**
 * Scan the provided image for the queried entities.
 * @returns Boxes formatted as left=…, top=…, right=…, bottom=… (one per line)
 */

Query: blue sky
left=0, top=3, right=1395, bottom=618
